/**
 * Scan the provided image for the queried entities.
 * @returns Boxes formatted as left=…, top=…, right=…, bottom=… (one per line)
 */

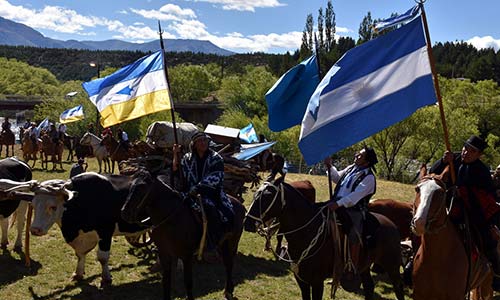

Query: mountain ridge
left=0, top=16, right=234, bottom=56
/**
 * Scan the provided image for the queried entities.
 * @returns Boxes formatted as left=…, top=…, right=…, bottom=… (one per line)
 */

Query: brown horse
left=411, top=165, right=492, bottom=300
left=21, top=131, right=40, bottom=168
left=121, top=170, right=246, bottom=300
left=101, top=133, right=133, bottom=173
left=244, top=176, right=404, bottom=300
left=0, top=130, right=15, bottom=157
left=40, top=134, right=64, bottom=170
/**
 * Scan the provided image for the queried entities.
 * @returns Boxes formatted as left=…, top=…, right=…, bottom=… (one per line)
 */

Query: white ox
left=10, top=173, right=149, bottom=287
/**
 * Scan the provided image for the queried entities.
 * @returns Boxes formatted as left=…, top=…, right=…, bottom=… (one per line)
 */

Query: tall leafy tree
left=358, top=12, right=373, bottom=44
left=317, top=8, right=325, bottom=51
left=325, top=0, right=336, bottom=52
left=300, top=14, right=314, bottom=59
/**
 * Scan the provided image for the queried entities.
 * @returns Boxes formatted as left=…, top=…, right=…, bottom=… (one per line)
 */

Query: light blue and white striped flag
left=59, top=104, right=85, bottom=124
left=239, top=123, right=259, bottom=143
left=373, top=5, right=420, bottom=32
left=36, top=117, right=50, bottom=138
left=299, top=16, right=437, bottom=165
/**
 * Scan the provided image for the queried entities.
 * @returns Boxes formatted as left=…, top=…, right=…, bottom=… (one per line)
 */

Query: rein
left=134, top=180, right=184, bottom=230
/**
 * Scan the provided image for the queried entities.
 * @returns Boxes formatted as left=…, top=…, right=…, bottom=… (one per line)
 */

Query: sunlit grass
left=0, top=148, right=415, bottom=300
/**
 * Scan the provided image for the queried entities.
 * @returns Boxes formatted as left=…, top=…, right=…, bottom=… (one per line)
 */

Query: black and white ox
left=0, top=157, right=33, bottom=251
left=23, top=172, right=149, bottom=286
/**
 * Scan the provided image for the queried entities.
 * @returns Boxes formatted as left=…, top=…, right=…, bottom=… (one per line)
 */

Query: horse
left=0, top=130, right=15, bottom=157
left=411, top=165, right=493, bottom=300
left=244, top=176, right=404, bottom=300
left=80, top=132, right=110, bottom=173
left=40, top=134, right=64, bottom=170
left=121, top=169, right=246, bottom=300
left=21, top=132, right=40, bottom=168
left=101, top=133, right=132, bottom=173
left=62, top=133, right=77, bottom=162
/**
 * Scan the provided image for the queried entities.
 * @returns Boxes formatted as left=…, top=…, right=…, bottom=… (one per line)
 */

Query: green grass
left=0, top=148, right=415, bottom=300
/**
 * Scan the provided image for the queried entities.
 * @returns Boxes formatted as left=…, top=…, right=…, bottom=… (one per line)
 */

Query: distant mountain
left=0, top=16, right=234, bottom=56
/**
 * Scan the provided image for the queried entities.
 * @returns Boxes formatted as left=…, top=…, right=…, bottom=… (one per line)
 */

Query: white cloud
left=467, top=36, right=500, bottom=52
left=130, top=4, right=196, bottom=21
left=188, top=0, right=285, bottom=12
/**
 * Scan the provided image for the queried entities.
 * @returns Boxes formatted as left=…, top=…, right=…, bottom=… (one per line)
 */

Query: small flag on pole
left=82, top=50, right=171, bottom=128
left=299, top=16, right=437, bottom=165
left=265, top=54, right=320, bottom=132
left=59, top=105, right=85, bottom=124
left=36, top=117, right=49, bottom=137
left=239, top=123, right=259, bottom=143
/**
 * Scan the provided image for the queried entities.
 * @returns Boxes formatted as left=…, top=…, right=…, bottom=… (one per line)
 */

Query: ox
left=25, top=172, right=149, bottom=286
left=0, top=157, right=32, bottom=251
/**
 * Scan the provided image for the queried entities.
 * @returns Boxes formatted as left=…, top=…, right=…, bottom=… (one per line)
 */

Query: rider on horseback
left=173, top=131, right=234, bottom=262
left=1, top=117, right=12, bottom=135
left=430, top=135, right=500, bottom=291
left=324, top=146, right=378, bottom=276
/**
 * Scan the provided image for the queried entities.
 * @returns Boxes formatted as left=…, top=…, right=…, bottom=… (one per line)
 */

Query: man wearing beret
left=324, top=146, right=379, bottom=278
left=430, top=135, right=500, bottom=290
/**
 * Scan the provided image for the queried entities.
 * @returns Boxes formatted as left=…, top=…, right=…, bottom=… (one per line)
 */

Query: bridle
left=412, top=175, right=449, bottom=234
left=245, top=181, right=285, bottom=225
left=247, top=181, right=330, bottom=274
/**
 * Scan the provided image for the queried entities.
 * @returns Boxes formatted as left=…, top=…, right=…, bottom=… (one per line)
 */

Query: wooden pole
left=158, top=21, right=179, bottom=146
left=419, top=2, right=456, bottom=184
left=24, top=204, right=32, bottom=267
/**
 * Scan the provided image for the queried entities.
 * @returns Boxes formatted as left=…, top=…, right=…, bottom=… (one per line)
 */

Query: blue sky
left=1, top=0, right=499, bottom=54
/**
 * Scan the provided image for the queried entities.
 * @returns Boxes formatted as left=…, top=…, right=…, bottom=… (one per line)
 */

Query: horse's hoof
left=1, top=242, right=8, bottom=250
left=13, top=245, right=22, bottom=253
left=71, top=273, right=84, bottom=281
left=100, top=278, right=112, bottom=288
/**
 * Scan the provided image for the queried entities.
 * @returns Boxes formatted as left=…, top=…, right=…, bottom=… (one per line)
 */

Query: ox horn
left=0, top=179, right=38, bottom=193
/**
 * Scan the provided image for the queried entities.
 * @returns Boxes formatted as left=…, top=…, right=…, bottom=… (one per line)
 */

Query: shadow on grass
left=27, top=251, right=290, bottom=300
left=0, top=248, right=42, bottom=285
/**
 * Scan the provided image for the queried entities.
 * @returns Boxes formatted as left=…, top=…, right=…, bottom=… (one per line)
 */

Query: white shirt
left=328, top=164, right=375, bottom=208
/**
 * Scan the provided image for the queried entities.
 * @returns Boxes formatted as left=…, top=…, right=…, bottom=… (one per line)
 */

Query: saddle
left=334, top=208, right=380, bottom=248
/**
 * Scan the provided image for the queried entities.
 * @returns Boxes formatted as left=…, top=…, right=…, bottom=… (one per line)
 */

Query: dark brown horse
left=62, top=133, right=77, bottom=162
left=244, top=176, right=404, bottom=300
left=121, top=170, right=246, bottom=300
left=411, top=165, right=492, bottom=300
left=101, top=133, right=134, bottom=173
left=0, top=130, right=15, bottom=157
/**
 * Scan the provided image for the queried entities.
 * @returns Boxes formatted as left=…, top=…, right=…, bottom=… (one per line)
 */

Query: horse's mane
left=281, top=181, right=316, bottom=209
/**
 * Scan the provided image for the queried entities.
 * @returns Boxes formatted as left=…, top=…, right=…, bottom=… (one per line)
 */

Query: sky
left=1, top=0, right=499, bottom=54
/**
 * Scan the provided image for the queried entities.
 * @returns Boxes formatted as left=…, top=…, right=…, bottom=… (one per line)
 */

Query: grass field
left=0, top=148, right=416, bottom=300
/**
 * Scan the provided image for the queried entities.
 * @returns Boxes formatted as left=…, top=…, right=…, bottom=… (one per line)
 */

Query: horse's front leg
left=311, top=281, right=324, bottom=300
left=160, top=253, right=173, bottom=300
left=295, top=275, right=312, bottom=300
left=220, top=241, right=235, bottom=299
left=361, top=270, right=375, bottom=300
left=181, top=256, right=194, bottom=300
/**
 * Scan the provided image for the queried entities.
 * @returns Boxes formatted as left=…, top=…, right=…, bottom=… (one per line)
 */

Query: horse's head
left=121, top=169, right=154, bottom=224
left=244, top=176, right=286, bottom=233
left=411, top=164, right=449, bottom=236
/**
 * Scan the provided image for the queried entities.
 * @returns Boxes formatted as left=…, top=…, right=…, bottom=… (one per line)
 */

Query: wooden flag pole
left=418, top=1, right=456, bottom=184
left=158, top=21, right=179, bottom=146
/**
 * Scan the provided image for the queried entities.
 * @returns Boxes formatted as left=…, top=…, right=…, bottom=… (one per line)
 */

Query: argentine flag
left=82, top=50, right=171, bottom=128
left=299, top=16, right=437, bottom=165
left=59, top=104, right=84, bottom=124
left=239, top=123, right=259, bottom=143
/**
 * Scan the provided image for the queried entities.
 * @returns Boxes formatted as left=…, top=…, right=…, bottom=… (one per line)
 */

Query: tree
left=325, top=0, right=335, bottom=52
left=317, top=8, right=325, bottom=51
left=300, top=14, right=314, bottom=59
left=358, top=12, right=373, bottom=44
